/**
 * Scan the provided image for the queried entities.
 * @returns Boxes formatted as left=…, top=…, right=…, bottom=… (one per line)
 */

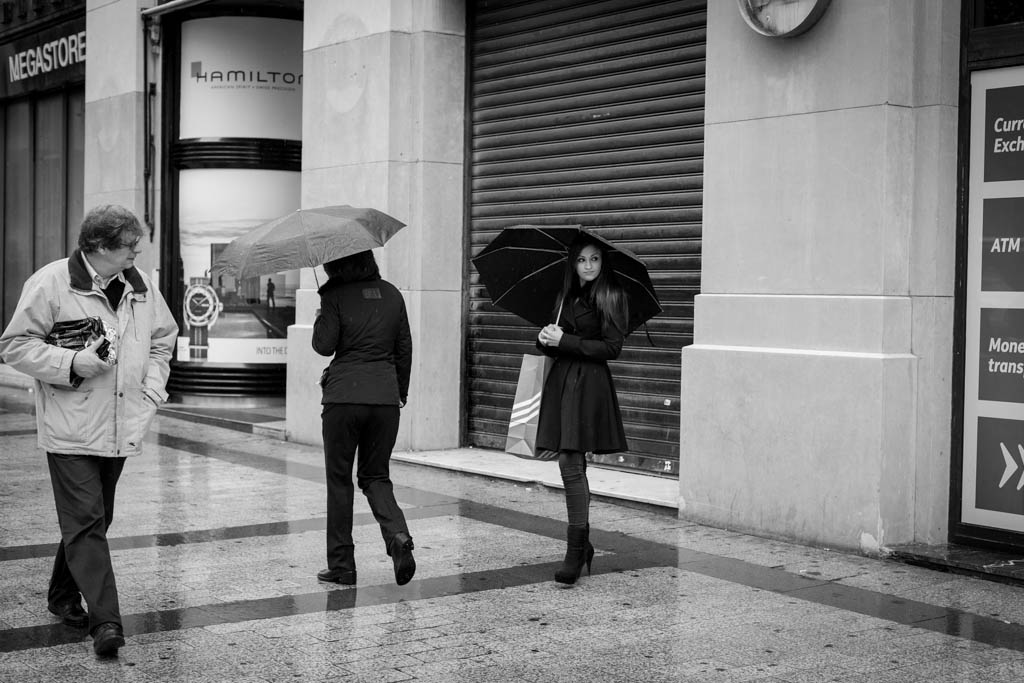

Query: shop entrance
left=464, top=0, right=706, bottom=476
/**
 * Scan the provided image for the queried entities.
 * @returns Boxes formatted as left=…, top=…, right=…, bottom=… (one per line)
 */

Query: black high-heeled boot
left=555, top=524, right=594, bottom=584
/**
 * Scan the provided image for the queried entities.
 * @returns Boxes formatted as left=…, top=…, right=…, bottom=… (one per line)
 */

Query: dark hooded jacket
left=312, top=274, right=412, bottom=405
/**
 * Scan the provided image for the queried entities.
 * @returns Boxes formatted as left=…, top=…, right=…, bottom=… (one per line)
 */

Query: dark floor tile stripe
left=785, top=582, right=1024, bottom=651
left=152, top=427, right=1024, bottom=653
left=159, top=406, right=288, bottom=429
left=157, top=409, right=254, bottom=433
left=451, top=502, right=1024, bottom=652
left=0, top=558, right=646, bottom=653
left=0, top=429, right=35, bottom=437
left=151, top=432, right=474, bottom=511
left=8, top=419, right=1021, bottom=655
left=0, top=395, right=34, bottom=415
left=0, top=505, right=462, bottom=562
left=153, top=432, right=322, bottom=483
left=152, top=433, right=460, bottom=511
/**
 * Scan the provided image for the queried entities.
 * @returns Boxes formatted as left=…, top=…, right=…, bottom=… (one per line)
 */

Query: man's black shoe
left=48, top=600, right=87, bottom=628
left=92, top=622, right=125, bottom=656
left=317, top=567, right=356, bottom=585
left=389, top=532, right=416, bottom=586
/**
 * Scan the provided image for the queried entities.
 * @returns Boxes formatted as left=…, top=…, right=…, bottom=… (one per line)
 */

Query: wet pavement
left=2, top=387, right=1024, bottom=682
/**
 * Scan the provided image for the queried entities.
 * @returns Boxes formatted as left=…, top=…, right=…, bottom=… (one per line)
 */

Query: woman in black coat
left=312, top=250, right=416, bottom=587
left=536, top=233, right=629, bottom=585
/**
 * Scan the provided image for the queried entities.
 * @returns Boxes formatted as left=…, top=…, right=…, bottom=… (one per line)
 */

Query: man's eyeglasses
left=119, top=237, right=142, bottom=250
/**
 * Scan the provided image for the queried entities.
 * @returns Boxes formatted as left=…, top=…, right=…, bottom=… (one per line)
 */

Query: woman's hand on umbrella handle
left=539, top=324, right=563, bottom=347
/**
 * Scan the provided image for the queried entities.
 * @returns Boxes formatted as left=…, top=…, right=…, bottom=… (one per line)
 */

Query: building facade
left=3, top=0, right=1022, bottom=556
left=0, top=0, right=86, bottom=332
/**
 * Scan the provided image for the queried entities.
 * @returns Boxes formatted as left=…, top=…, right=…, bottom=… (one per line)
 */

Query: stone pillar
left=84, top=0, right=156, bottom=274
left=287, top=0, right=465, bottom=450
left=680, top=2, right=960, bottom=551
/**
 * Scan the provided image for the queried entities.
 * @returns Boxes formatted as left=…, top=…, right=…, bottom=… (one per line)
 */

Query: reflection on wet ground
left=2, top=388, right=1024, bottom=681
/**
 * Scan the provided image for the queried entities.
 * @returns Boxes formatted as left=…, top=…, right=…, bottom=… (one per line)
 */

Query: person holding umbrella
left=473, top=224, right=660, bottom=584
left=312, top=249, right=416, bottom=587
left=211, top=205, right=411, bottom=584
left=536, top=233, right=630, bottom=586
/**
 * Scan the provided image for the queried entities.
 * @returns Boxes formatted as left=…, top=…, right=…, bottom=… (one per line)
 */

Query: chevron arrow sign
left=998, top=442, right=1024, bottom=491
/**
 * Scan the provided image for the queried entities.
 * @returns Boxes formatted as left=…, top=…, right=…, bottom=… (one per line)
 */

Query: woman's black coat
left=535, top=294, right=627, bottom=455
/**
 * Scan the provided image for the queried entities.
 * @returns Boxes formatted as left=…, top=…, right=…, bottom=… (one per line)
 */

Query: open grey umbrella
left=213, top=205, right=406, bottom=279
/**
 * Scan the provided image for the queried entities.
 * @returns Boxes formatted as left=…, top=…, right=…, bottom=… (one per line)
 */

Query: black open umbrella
left=472, top=225, right=661, bottom=334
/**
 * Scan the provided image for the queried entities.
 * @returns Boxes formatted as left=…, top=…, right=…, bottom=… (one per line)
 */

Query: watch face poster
left=176, top=169, right=299, bottom=363
left=963, top=66, right=1024, bottom=532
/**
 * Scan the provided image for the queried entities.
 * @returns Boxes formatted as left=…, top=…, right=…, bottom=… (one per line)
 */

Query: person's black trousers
left=322, top=403, right=409, bottom=570
left=46, top=453, right=126, bottom=633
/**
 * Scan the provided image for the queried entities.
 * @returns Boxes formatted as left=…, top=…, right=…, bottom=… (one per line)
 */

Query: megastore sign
left=0, top=18, right=85, bottom=99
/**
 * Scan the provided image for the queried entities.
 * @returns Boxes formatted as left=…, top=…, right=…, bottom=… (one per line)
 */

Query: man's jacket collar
left=68, top=249, right=148, bottom=294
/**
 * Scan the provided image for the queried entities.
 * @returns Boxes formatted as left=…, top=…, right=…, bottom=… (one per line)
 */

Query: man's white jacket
left=0, top=251, right=178, bottom=457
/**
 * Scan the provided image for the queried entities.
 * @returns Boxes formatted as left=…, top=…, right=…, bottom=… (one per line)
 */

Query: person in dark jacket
left=536, top=233, right=629, bottom=585
left=312, top=250, right=416, bottom=586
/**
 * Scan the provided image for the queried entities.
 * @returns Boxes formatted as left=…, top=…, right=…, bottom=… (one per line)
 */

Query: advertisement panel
left=174, top=17, right=302, bottom=365
left=963, top=66, right=1024, bottom=533
left=179, top=16, right=302, bottom=139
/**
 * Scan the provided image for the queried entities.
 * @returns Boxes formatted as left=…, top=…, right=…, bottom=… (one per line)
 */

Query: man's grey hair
left=77, top=205, right=144, bottom=254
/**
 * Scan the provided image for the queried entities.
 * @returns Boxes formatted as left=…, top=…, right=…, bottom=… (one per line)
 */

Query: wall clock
left=738, top=0, right=832, bottom=38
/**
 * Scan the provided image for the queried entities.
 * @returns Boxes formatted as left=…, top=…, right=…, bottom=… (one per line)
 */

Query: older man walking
left=0, top=205, right=177, bottom=656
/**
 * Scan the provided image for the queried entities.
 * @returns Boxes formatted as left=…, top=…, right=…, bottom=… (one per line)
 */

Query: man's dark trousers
left=46, top=453, right=126, bottom=633
left=322, top=403, right=408, bottom=570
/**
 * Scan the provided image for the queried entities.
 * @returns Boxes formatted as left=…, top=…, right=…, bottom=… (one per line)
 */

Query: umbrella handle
left=553, top=300, right=563, bottom=326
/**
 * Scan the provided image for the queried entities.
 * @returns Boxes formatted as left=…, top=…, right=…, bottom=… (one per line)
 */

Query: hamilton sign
left=178, top=16, right=302, bottom=140
left=0, top=18, right=85, bottom=98
left=190, top=61, right=301, bottom=88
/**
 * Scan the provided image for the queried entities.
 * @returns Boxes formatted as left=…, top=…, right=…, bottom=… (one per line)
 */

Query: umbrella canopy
left=213, top=205, right=406, bottom=279
left=472, top=225, right=661, bottom=334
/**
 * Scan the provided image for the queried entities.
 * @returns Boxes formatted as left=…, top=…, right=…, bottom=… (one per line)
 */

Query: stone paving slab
left=3, top=389, right=1024, bottom=681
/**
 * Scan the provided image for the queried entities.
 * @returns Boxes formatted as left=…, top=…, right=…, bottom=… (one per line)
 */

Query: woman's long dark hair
left=553, top=234, right=628, bottom=332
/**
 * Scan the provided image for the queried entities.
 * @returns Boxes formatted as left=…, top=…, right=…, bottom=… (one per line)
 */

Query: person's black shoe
left=47, top=599, right=88, bottom=628
left=317, top=567, right=356, bottom=585
left=92, top=622, right=125, bottom=656
left=388, top=532, right=416, bottom=586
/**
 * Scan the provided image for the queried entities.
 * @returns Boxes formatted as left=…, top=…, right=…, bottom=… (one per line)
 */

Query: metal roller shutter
left=466, top=0, right=705, bottom=476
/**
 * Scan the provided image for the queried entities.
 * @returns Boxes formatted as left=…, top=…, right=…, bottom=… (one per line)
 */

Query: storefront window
left=976, top=0, right=1024, bottom=28
left=172, top=16, right=302, bottom=368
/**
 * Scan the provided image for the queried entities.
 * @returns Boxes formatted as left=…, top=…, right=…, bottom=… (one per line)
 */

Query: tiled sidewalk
left=2, top=387, right=1024, bottom=681
left=154, top=400, right=681, bottom=510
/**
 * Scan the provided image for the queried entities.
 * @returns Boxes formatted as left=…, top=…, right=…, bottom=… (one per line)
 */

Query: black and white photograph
left=1, top=1, right=1023, bottom=681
